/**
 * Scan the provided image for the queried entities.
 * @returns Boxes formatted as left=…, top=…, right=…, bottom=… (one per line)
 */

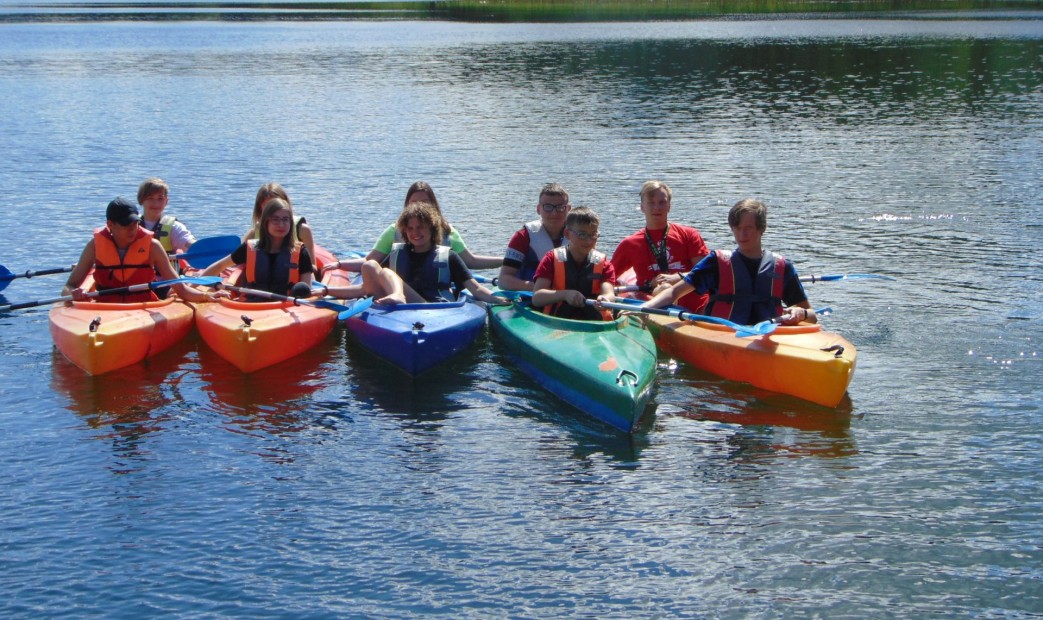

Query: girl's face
left=404, top=216, right=433, bottom=251
left=266, top=208, right=292, bottom=238
left=406, top=190, right=431, bottom=205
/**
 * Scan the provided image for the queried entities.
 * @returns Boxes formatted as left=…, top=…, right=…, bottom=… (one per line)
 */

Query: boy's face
left=141, top=191, right=168, bottom=220
left=107, top=220, right=141, bottom=249
left=730, top=212, right=764, bottom=256
left=640, top=188, right=671, bottom=229
left=565, top=222, right=600, bottom=257
left=537, top=193, right=570, bottom=227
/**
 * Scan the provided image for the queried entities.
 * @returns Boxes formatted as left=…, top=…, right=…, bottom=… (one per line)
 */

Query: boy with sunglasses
left=497, top=183, right=571, bottom=291
left=531, top=207, right=616, bottom=321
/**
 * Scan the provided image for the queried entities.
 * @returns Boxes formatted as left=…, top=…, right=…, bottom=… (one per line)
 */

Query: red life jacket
left=710, top=248, right=785, bottom=324
left=544, top=246, right=612, bottom=321
left=92, top=227, right=157, bottom=303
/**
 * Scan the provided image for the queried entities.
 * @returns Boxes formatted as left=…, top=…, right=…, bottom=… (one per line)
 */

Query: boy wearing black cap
left=63, top=197, right=210, bottom=303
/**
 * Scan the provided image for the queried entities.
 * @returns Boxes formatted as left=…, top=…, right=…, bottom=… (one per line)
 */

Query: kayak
left=490, top=300, right=658, bottom=433
left=344, top=296, right=488, bottom=376
left=49, top=296, right=195, bottom=375
left=193, top=246, right=348, bottom=373
left=643, top=313, right=857, bottom=407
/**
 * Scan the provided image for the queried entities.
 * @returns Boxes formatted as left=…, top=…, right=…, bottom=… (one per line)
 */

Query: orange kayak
left=644, top=313, right=857, bottom=407
left=193, top=245, right=347, bottom=372
left=49, top=296, right=195, bottom=375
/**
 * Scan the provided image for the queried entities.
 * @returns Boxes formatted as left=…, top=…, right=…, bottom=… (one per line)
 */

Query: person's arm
left=298, top=222, right=317, bottom=264
left=171, top=221, right=196, bottom=252
left=644, top=279, right=695, bottom=309
left=325, top=249, right=386, bottom=274
left=778, top=262, right=816, bottom=324
left=151, top=240, right=211, bottom=302
left=497, top=229, right=534, bottom=290
left=458, top=248, right=503, bottom=270
left=462, top=279, right=508, bottom=305
left=297, top=246, right=315, bottom=289
left=62, top=240, right=97, bottom=300
left=496, top=264, right=531, bottom=291
left=778, top=303, right=816, bottom=326
left=532, top=276, right=585, bottom=308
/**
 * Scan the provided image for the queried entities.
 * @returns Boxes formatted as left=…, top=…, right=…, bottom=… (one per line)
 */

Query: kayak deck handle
left=412, top=321, right=425, bottom=332
left=821, top=344, right=845, bottom=358
left=241, top=314, right=253, bottom=327
left=616, top=369, right=639, bottom=387
left=89, top=316, right=102, bottom=333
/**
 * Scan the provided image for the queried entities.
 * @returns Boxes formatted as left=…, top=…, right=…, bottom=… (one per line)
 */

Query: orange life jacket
left=544, top=246, right=612, bottom=321
left=92, top=227, right=158, bottom=303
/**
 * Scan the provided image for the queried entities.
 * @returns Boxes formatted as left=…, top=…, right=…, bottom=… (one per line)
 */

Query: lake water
left=1, top=13, right=1041, bottom=618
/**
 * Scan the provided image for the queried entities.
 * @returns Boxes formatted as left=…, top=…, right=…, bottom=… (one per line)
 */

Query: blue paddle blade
left=338, top=296, right=373, bottom=320
left=177, top=235, right=242, bottom=269
left=0, top=265, right=13, bottom=291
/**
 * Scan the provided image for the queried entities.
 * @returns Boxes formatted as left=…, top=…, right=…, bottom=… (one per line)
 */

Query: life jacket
left=708, top=249, right=785, bottom=324
left=244, top=239, right=301, bottom=296
left=147, top=215, right=178, bottom=252
left=517, top=220, right=566, bottom=282
left=544, top=246, right=612, bottom=321
left=390, top=242, right=453, bottom=302
left=92, top=226, right=158, bottom=303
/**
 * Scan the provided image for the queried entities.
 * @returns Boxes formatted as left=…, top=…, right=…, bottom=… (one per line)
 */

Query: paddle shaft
left=0, top=266, right=74, bottom=281
left=217, top=283, right=371, bottom=320
left=0, top=276, right=220, bottom=312
left=589, top=299, right=777, bottom=337
left=616, top=273, right=894, bottom=292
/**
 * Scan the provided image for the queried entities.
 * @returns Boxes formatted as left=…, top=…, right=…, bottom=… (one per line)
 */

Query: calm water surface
left=1, top=16, right=1041, bottom=618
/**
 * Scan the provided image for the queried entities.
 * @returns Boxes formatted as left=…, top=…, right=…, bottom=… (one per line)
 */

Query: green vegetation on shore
left=435, top=0, right=1043, bottom=22
left=3, top=0, right=1041, bottom=23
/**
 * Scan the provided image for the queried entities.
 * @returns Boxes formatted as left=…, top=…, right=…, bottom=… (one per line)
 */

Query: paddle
left=615, top=274, right=894, bottom=294
left=588, top=298, right=778, bottom=337
left=800, top=273, right=895, bottom=283
left=0, top=264, right=74, bottom=292
left=172, top=235, right=242, bottom=269
left=0, top=276, right=223, bottom=313
left=217, top=283, right=373, bottom=320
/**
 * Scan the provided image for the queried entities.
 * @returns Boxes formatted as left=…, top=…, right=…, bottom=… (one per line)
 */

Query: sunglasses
left=540, top=203, right=570, bottom=213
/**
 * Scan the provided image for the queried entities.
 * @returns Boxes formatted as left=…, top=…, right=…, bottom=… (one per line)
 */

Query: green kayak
left=490, top=300, right=658, bottom=433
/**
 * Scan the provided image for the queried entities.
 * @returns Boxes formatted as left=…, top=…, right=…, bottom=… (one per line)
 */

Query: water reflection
left=50, top=338, right=195, bottom=469
left=196, top=331, right=341, bottom=438
left=656, top=361, right=858, bottom=459
left=486, top=341, right=649, bottom=465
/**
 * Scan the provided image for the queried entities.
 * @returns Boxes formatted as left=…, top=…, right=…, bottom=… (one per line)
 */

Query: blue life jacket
left=390, top=243, right=453, bottom=302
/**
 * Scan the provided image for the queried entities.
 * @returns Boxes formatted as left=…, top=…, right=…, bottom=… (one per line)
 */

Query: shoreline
left=2, top=0, right=1042, bottom=23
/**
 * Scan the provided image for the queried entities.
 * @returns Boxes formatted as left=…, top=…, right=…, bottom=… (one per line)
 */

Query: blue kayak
left=343, top=297, right=488, bottom=376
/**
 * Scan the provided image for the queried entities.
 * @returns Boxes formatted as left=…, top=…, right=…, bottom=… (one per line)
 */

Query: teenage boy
left=531, top=207, right=615, bottom=321
left=643, top=198, right=815, bottom=326
left=610, top=180, right=708, bottom=312
left=497, top=183, right=571, bottom=291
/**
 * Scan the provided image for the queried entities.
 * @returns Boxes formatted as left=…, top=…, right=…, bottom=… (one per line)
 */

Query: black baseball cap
left=106, top=197, right=141, bottom=226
